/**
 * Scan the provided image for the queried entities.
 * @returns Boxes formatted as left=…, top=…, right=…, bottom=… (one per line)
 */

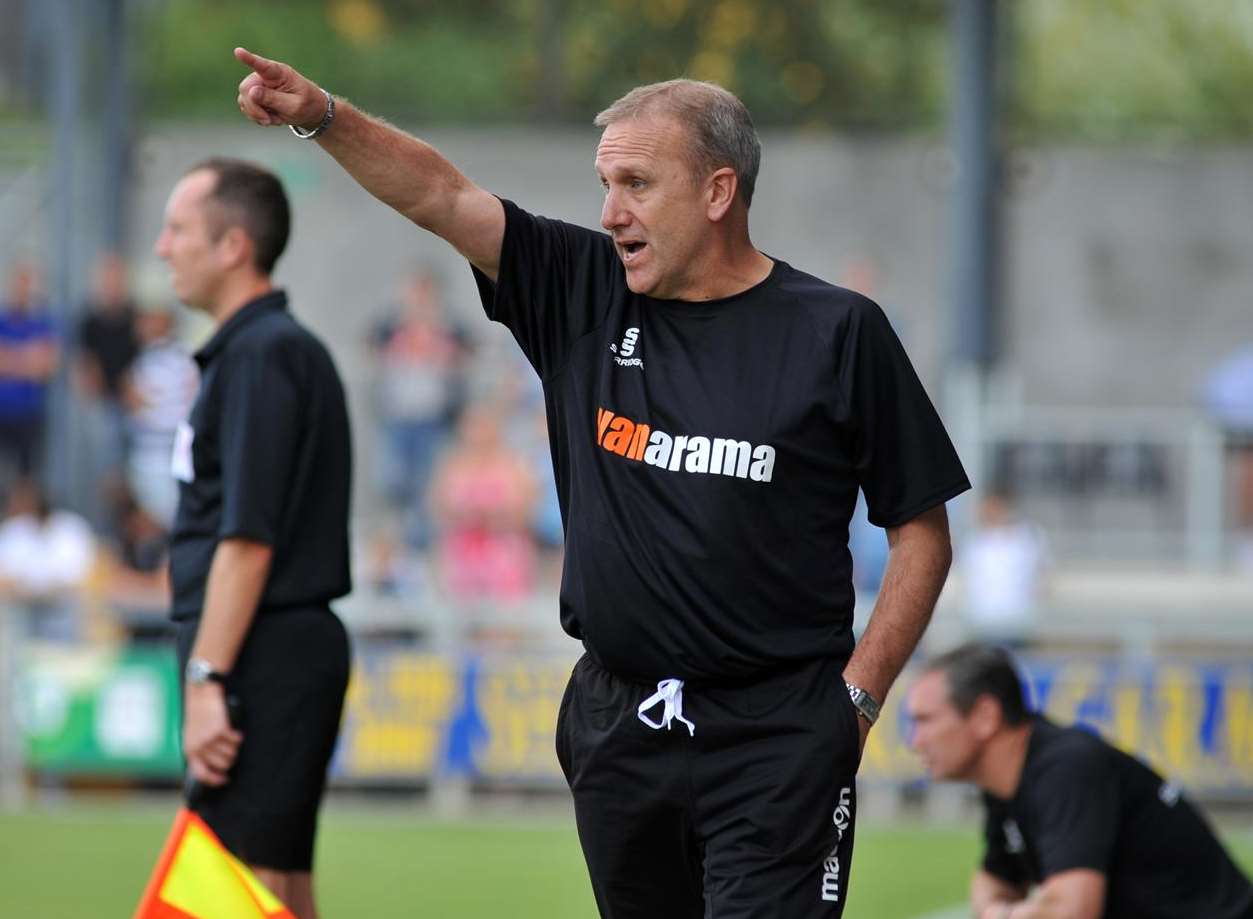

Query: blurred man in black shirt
left=908, top=643, right=1253, bottom=919
left=155, top=158, right=352, bottom=919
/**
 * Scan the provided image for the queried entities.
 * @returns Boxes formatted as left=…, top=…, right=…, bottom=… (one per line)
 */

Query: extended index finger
left=234, top=46, right=284, bottom=81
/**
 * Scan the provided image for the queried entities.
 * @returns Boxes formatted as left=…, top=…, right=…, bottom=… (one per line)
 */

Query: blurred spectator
left=429, top=404, right=537, bottom=602
left=77, top=253, right=140, bottom=428
left=0, top=262, right=60, bottom=481
left=369, top=269, right=469, bottom=546
left=0, top=477, right=96, bottom=641
left=1203, top=344, right=1253, bottom=570
left=363, top=516, right=426, bottom=597
left=122, top=301, right=198, bottom=526
left=960, top=490, right=1050, bottom=649
left=494, top=371, right=564, bottom=587
left=522, top=405, right=565, bottom=585
left=75, top=253, right=141, bottom=531
left=99, top=488, right=170, bottom=617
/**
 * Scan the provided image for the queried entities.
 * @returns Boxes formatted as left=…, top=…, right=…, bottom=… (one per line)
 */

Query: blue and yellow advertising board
left=15, top=645, right=1253, bottom=796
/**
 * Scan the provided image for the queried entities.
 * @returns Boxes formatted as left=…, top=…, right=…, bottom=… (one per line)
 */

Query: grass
left=0, top=801, right=1249, bottom=918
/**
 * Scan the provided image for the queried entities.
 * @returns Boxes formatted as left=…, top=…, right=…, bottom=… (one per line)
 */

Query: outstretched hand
left=234, top=47, right=326, bottom=129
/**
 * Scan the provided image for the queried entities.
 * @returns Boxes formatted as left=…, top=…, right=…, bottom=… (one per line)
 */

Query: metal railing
left=975, top=404, right=1230, bottom=567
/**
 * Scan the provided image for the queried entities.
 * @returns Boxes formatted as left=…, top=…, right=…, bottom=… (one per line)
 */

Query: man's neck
left=975, top=722, right=1035, bottom=800
left=681, top=235, right=774, bottom=302
left=210, top=275, right=274, bottom=327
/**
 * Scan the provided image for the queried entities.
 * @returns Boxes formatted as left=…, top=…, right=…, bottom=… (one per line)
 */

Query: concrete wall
left=92, top=127, right=1253, bottom=516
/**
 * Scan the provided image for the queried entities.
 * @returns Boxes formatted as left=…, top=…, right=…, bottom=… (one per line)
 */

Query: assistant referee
left=155, top=158, right=352, bottom=919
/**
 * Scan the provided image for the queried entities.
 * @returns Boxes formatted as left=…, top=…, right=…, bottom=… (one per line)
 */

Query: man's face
left=595, top=115, right=711, bottom=300
left=7, top=264, right=38, bottom=311
left=153, top=170, right=228, bottom=311
left=906, top=670, right=985, bottom=782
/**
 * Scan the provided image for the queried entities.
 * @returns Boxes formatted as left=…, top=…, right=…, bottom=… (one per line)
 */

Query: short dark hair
left=186, top=157, right=290, bottom=274
left=923, top=643, right=1031, bottom=726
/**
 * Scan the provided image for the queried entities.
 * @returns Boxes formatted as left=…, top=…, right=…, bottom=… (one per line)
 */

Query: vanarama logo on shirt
left=596, top=406, right=776, bottom=482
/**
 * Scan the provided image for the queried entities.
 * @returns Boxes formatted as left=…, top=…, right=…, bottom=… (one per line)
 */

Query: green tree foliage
left=138, top=0, right=534, bottom=122
left=557, top=0, right=947, bottom=128
left=1012, top=1, right=1253, bottom=142
left=134, top=0, right=1253, bottom=141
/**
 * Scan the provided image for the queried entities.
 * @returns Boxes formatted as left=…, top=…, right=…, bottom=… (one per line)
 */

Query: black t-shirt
left=169, top=290, right=352, bottom=620
left=79, top=305, right=139, bottom=397
left=472, top=201, right=969, bottom=684
left=982, top=718, right=1253, bottom=919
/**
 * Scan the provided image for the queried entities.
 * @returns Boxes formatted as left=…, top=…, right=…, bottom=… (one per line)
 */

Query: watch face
left=846, top=683, right=880, bottom=723
left=186, top=659, right=219, bottom=684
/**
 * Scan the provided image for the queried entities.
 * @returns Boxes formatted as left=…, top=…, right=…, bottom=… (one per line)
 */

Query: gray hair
left=594, top=79, right=762, bottom=209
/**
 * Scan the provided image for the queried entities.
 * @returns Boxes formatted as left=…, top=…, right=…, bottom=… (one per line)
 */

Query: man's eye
left=630, top=180, right=645, bottom=190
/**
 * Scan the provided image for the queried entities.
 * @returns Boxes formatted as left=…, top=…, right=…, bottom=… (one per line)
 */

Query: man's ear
left=706, top=167, right=738, bottom=222
left=969, top=694, right=1004, bottom=741
left=217, top=225, right=254, bottom=272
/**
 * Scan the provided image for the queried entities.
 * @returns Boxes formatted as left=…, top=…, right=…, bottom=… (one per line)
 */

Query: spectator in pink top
left=429, top=403, right=537, bottom=601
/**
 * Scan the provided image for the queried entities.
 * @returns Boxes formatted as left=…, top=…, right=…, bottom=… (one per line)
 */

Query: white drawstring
left=637, top=678, right=696, bottom=736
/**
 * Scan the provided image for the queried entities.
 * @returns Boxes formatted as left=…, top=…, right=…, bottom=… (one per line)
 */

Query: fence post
left=1185, top=421, right=1225, bottom=568
left=0, top=601, right=26, bottom=809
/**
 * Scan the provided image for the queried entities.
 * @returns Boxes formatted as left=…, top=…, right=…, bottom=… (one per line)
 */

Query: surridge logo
left=596, top=407, right=776, bottom=483
left=609, top=327, right=644, bottom=369
left=820, top=786, right=853, bottom=903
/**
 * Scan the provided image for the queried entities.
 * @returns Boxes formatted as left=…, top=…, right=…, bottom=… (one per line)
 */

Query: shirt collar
left=194, top=289, right=288, bottom=368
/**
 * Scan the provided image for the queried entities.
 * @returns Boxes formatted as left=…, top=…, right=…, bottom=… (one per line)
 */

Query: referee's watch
left=186, top=658, right=230, bottom=686
left=845, top=682, right=881, bottom=725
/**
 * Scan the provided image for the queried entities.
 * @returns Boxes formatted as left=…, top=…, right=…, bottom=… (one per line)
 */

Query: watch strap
left=186, top=658, right=229, bottom=686
left=845, top=681, right=881, bottom=725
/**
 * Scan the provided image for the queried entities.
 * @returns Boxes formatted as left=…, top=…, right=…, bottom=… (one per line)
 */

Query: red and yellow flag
left=133, top=807, right=297, bottom=919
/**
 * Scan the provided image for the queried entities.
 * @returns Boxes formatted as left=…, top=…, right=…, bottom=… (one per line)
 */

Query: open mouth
left=620, top=241, right=647, bottom=262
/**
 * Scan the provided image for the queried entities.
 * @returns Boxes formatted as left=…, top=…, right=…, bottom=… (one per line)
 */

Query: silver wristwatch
left=845, top=682, right=881, bottom=725
left=185, top=658, right=229, bottom=686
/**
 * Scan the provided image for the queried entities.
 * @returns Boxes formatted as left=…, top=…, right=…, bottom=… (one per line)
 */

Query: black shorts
left=176, top=605, right=350, bottom=872
left=557, top=653, right=862, bottom=919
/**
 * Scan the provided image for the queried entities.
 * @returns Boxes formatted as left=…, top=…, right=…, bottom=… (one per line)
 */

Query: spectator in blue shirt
left=0, top=262, right=61, bottom=479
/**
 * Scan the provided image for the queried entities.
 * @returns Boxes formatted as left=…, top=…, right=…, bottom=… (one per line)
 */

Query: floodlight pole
left=951, top=0, right=1001, bottom=371
left=946, top=0, right=1003, bottom=527
left=42, top=0, right=85, bottom=505
left=28, top=0, right=133, bottom=510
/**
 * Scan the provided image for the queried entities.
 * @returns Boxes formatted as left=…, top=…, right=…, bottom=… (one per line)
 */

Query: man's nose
left=601, top=189, right=628, bottom=231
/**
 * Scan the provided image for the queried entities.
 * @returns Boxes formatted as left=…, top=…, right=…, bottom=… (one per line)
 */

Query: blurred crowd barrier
left=4, top=595, right=1252, bottom=804
left=978, top=404, right=1229, bottom=566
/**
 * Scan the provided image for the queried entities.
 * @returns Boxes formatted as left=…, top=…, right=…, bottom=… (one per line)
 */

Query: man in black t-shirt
left=907, top=644, right=1253, bottom=919
left=155, top=158, right=352, bottom=919
left=234, top=49, right=969, bottom=918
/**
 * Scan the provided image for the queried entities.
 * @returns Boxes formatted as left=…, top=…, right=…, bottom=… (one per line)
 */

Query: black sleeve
left=471, top=198, right=619, bottom=379
left=836, top=296, right=971, bottom=527
left=981, top=798, right=1030, bottom=885
left=215, top=344, right=301, bottom=544
left=1025, top=745, right=1120, bottom=877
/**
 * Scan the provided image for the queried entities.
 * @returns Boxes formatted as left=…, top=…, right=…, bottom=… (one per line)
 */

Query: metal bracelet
left=845, top=681, right=882, bottom=725
left=289, top=88, right=335, bottom=140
